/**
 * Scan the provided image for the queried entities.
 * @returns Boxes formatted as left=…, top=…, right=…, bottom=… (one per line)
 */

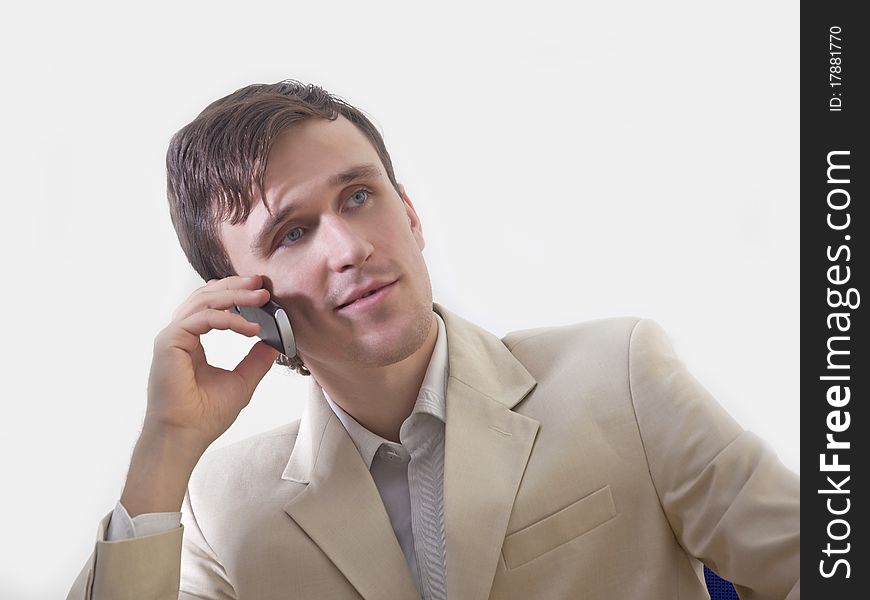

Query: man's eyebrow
left=250, top=163, right=383, bottom=256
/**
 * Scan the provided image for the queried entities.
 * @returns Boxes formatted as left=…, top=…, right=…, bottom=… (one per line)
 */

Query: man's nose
left=320, top=214, right=374, bottom=272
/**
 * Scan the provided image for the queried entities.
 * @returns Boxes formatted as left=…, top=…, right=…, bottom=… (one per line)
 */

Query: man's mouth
left=339, top=288, right=380, bottom=309
left=336, top=281, right=396, bottom=310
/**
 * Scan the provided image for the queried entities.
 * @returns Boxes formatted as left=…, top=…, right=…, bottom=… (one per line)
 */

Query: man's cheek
left=274, top=294, right=326, bottom=330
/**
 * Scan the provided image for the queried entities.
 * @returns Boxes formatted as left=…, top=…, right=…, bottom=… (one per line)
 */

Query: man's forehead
left=260, top=116, right=384, bottom=209
left=218, top=115, right=389, bottom=259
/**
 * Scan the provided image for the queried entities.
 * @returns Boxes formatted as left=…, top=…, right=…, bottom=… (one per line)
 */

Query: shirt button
left=384, top=450, right=400, bottom=461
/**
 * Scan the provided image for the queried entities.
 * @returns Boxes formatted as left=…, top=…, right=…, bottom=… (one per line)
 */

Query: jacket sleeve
left=627, top=318, right=800, bottom=600
left=65, top=509, right=184, bottom=600
left=65, top=490, right=237, bottom=600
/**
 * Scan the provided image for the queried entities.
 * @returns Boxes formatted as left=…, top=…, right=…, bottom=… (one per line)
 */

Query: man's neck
left=309, top=313, right=439, bottom=443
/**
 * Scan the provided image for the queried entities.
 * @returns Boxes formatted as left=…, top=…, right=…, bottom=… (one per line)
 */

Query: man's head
left=166, top=80, right=434, bottom=377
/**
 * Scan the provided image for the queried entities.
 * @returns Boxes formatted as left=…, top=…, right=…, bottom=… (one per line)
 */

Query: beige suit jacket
left=67, top=303, right=800, bottom=599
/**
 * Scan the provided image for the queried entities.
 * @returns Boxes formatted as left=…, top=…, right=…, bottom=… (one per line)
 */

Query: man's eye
left=275, top=189, right=370, bottom=250
left=279, top=227, right=304, bottom=246
left=347, top=189, right=370, bottom=207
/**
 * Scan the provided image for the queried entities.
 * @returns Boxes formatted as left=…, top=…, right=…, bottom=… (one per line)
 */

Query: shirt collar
left=322, top=310, right=448, bottom=469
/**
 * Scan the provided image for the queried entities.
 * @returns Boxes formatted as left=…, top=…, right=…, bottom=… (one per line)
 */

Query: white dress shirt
left=107, top=311, right=448, bottom=600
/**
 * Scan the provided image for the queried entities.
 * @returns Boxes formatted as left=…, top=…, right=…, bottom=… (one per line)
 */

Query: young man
left=68, top=80, right=799, bottom=600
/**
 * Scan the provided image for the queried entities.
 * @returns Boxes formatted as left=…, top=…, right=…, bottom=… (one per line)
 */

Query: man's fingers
left=172, top=275, right=265, bottom=319
left=166, top=309, right=260, bottom=353
left=204, top=274, right=264, bottom=292
left=233, top=340, right=281, bottom=395
left=172, top=288, right=270, bottom=323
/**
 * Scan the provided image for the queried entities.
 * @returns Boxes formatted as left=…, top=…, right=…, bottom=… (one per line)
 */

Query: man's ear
left=398, top=183, right=425, bottom=250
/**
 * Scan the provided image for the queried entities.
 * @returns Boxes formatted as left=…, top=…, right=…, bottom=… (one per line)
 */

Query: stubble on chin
left=345, top=301, right=435, bottom=368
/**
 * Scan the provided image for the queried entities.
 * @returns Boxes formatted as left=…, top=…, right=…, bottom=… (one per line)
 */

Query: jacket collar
left=281, top=302, right=539, bottom=600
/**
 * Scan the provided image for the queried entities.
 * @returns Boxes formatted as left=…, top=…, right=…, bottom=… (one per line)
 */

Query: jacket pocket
left=502, top=484, right=617, bottom=569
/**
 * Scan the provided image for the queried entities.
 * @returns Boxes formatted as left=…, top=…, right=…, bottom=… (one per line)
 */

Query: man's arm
left=67, top=275, right=279, bottom=599
left=65, top=509, right=184, bottom=600
left=66, top=490, right=237, bottom=600
left=106, top=501, right=181, bottom=541
left=627, top=318, right=799, bottom=600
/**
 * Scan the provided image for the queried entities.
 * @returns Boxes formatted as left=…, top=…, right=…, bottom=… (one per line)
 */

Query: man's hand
left=121, top=275, right=280, bottom=517
left=145, top=274, right=280, bottom=450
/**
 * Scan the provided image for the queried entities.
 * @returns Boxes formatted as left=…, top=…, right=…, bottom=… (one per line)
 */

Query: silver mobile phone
left=231, top=299, right=297, bottom=359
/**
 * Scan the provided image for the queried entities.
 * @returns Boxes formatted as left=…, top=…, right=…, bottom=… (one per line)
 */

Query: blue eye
left=281, top=227, right=304, bottom=245
left=275, top=189, right=371, bottom=250
left=348, top=189, right=369, bottom=206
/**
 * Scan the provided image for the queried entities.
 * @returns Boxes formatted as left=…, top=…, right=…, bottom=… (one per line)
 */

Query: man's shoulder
left=501, top=315, right=644, bottom=361
left=192, top=420, right=302, bottom=486
left=497, top=315, right=681, bottom=398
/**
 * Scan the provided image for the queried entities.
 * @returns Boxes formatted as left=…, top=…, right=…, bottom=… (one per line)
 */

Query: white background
left=0, top=1, right=799, bottom=597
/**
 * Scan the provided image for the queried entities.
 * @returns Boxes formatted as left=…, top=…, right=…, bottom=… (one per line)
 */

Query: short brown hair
left=165, top=79, right=402, bottom=281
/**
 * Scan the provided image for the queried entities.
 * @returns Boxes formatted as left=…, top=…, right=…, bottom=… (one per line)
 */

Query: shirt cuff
left=106, top=499, right=182, bottom=541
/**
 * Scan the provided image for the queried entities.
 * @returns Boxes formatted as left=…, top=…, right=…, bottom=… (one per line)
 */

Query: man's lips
left=336, top=280, right=397, bottom=310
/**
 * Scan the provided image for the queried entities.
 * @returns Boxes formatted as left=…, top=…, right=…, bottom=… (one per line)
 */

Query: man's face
left=219, top=115, right=434, bottom=373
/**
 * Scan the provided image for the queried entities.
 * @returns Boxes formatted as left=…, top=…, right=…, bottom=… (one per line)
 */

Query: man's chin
left=347, top=335, right=430, bottom=368
left=319, top=309, right=435, bottom=370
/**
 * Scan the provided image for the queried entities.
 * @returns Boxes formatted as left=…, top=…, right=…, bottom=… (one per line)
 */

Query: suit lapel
left=281, top=379, right=420, bottom=600
left=434, top=304, right=539, bottom=600
left=279, top=303, right=539, bottom=600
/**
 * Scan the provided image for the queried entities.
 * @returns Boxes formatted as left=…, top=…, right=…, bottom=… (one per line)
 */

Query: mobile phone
left=231, top=299, right=297, bottom=359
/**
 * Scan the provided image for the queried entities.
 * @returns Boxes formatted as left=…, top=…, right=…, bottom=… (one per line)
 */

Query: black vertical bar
left=802, top=1, right=867, bottom=596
